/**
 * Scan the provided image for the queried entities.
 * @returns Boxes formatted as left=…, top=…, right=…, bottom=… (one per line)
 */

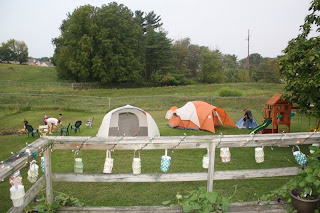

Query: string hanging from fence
left=72, top=136, right=94, bottom=157
left=110, top=135, right=125, bottom=152
left=0, top=162, right=15, bottom=182
left=39, top=136, right=60, bottom=155
left=242, top=133, right=255, bottom=147
left=216, top=133, right=223, bottom=148
left=171, top=133, right=187, bottom=152
left=271, top=131, right=285, bottom=150
left=301, top=130, right=317, bottom=144
left=138, top=135, right=157, bottom=151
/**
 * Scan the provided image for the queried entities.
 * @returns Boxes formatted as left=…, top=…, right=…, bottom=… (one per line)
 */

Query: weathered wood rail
left=1, top=132, right=319, bottom=213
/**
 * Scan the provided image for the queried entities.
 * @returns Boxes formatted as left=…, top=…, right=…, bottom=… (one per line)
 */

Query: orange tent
left=165, top=106, right=179, bottom=120
left=168, top=101, right=237, bottom=133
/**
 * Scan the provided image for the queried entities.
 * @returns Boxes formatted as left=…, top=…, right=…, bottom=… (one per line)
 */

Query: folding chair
left=38, top=125, right=49, bottom=136
left=86, top=117, right=94, bottom=128
left=71, top=121, right=82, bottom=133
left=60, top=123, right=71, bottom=136
left=26, top=125, right=39, bottom=138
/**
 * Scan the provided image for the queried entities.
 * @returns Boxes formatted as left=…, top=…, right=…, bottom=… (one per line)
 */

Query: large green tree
left=172, top=38, right=191, bottom=78
left=53, top=3, right=144, bottom=84
left=138, top=11, right=180, bottom=85
left=0, top=42, right=14, bottom=63
left=187, top=44, right=202, bottom=79
left=172, top=38, right=203, bottom=80
left=279, top=0, right=320, bottom=117
left=199, top=48, right=224, bottom=83
left=256, top=58, right=280, bottom=83
left=222, top=54, right=239, bottom=83
left=53, top=3, right=178, bottom=86
left=0, top=39, right=28, bottom=64
left=145, top=29, right=175, bottom=83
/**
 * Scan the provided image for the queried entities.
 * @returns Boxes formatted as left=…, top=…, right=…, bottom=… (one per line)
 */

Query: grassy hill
left=0, top=63, right=285, bottom=97
left=0, top=63, right=58, bottom=82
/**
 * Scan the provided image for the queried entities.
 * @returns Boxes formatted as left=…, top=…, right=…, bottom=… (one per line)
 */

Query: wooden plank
left=58, top=206, right=182, bottom=213
left=214, top=167, right=300, bottom=180
left=207, top=142, right=215, bottom=192
left=57, top=201, right=286, bottom=213
left=228, top=201, right=287, bottom=213
left=52, top=167, right=299, bottom=183
left=0, top=138, right=50, bottom=181
left=52, top=172, right=208, bottom=182
left=7, top=175, right=46, bottom=213
left=44, top=148, right=53, bottom=205
left=50, top=133, right=320, bottom=151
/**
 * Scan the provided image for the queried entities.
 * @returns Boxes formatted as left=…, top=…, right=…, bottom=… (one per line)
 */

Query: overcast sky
left=0, top=0, right=314, bottom=59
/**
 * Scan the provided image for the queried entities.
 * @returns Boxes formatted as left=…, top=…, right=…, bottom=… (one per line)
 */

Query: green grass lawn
left=0, top=64, right=318, bottom=212
left=0, top=63, right=58, bottom=82
left=0, top=108, right=316, bottom=212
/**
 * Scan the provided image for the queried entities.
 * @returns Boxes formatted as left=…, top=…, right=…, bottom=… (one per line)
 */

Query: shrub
left=163, top=187, right=230, bottom=212
left=218, top=87, right=243, bottom=97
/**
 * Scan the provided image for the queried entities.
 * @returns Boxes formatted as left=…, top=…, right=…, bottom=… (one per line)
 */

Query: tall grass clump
left=218, top=87, right=243, bottom=97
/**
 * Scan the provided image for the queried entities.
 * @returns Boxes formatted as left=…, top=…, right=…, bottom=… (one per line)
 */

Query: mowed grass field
left=0, top=64, right=318, bottom=212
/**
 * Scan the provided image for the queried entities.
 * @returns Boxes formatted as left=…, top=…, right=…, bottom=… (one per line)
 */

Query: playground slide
left=248, top=118, right=272, bottom=135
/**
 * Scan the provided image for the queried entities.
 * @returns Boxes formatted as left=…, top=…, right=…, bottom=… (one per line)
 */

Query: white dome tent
left=97, top=105, right=160, bottom=138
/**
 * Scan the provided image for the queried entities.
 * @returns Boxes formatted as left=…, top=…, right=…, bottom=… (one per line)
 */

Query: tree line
left=0, top=2, right=280, bottom=85
left=51, top=2, right=280, bottom=86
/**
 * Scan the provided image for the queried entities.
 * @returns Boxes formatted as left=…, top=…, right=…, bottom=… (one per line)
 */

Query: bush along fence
left=1, top=132, right=320, bottom=212
left=0, top=93, right=268, bottom=112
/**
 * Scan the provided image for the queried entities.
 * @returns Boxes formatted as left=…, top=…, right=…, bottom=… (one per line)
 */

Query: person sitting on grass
left=44, top=117, right=61, bottom=134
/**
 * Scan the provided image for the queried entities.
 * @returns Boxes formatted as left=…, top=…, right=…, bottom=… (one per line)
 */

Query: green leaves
left=261, top=146, right=320, bottom=204
left=162, top=200, right=171, bottom=205
left=279, top=0, right=320, bottom=117
left=27, top=190, right=84, bottom=213
left=0, top=39, right=28, bottom=64
left=205, top=191, right=218, bottom=203
left=53, top=3, right=145, bottom=84
left=163, top=186, right=230, bottom=213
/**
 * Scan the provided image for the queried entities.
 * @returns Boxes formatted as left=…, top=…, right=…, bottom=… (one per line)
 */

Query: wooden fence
left=1, top=132, right=320, bottom=212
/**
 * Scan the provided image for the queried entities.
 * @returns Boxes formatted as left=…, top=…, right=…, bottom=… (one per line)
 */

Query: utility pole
left=246, top=29, right=250, bottom=70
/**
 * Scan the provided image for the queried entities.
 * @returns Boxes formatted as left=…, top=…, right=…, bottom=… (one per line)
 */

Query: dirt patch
left=0, top=129, right=27, bottom=136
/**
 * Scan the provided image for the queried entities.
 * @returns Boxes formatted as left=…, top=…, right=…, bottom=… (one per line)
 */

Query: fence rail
left=1, top=133, right=320, bottom=212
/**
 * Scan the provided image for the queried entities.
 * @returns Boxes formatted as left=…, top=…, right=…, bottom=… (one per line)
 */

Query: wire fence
left=0, top=80, right=134, bottom=90
left=0, top=92, right=269, bottom=113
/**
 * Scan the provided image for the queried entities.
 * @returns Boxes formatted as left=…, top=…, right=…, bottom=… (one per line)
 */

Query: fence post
left=207, top=142, right=216, bottom=192
left=235, top=98, right=237, bottom=110
left=72, top=83, right=73, bottom=90
left=108, top=98, right=111, bottom=108
left=44, top=147, right=53, bottom=205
